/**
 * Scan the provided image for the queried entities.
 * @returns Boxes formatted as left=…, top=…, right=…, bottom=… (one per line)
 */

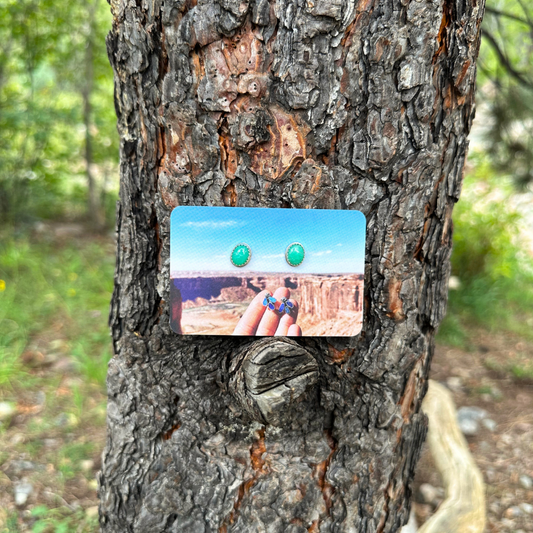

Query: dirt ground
left=1, top=329, right=532, bottom=531
left=413, top=330, right=533, bottom=532
left=0, top=348, right=106, bottom=531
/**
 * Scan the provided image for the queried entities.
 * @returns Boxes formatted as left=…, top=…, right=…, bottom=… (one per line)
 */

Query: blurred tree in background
left=479, top=0, right=533, bottom=189
left=0, top=0, right=117, bottom=228
left=436, top=0, right=533, bottom=345
left=0, top=2, right=531, bottom=529
left=0, top=0, right=531, bottom=342
left=0, top=0, right=530, bottom=222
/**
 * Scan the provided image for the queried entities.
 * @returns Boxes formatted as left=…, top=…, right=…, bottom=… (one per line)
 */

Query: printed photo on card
left=170, top=206, right=366, bottom=337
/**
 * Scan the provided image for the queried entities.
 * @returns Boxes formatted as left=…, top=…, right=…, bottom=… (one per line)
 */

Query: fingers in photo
left=256, top=287, right=290, bottom=336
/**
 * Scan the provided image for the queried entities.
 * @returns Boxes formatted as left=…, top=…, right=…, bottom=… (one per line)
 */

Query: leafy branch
left=481, top=28, right=533, bottom=90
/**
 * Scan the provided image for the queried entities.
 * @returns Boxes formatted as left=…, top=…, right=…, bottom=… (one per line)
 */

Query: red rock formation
left=298, top=275, right=363, bottom=321
left=217, top=286, right=257, bottom=302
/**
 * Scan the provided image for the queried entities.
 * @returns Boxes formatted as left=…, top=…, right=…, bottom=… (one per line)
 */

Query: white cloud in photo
left=312, top=250, right=332, bottom=256
left=336, top=243, right=343, bottom=247
left=180, top=220, right=245, bottom=229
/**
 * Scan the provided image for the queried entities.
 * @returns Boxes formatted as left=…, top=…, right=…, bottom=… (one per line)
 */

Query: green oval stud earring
left=231, top=243, right=252, bottom=267
left=286, top=242, right=305, bottom=267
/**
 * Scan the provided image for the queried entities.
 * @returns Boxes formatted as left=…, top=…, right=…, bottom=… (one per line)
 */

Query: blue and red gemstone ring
left=262, top=293, right=277, bottom=310
left=279, top=297, right=294, bottom=314
left=262, top=294, right=294, bottom=315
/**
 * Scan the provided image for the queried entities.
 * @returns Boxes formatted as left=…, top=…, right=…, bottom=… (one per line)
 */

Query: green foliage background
left=440, top=154, right=533, bottom=348
left=477, top=1, right=533, bottom=188
left=0, top=0, right=532, bottom=529
left=0, top=0, right=117, bottom=224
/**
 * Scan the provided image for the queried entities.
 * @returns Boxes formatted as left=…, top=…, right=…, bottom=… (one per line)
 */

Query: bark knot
left=230, top=338, right=319, bottom=426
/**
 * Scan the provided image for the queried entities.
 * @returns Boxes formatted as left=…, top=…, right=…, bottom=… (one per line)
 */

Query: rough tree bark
left=99, top=0, right=484, bottom=531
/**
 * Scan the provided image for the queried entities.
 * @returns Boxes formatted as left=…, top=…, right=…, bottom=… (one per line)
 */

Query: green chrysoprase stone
left=286, top=243, right=305, bottom=267
left=231, top=244, right=251, bottom=267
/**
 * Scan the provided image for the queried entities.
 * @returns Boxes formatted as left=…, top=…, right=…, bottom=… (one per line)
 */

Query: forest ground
left=0, top=228, right=532, bottom=533
left=414, top=331, right=533, bottom=533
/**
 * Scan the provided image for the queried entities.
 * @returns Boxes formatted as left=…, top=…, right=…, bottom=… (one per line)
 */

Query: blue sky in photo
left=170, top=206, right=366, bottom=274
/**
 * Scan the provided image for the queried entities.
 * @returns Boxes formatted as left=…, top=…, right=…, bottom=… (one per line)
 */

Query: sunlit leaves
left=0, top=0, right=118, bottom=223
left=478, top=1, right=533, bottom=188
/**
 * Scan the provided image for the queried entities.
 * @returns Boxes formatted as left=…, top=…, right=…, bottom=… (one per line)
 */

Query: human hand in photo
left=233, top=287, right=301, bottom=336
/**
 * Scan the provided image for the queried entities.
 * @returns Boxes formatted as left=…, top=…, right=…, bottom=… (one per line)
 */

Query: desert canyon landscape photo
left=170, top=206, right=366, bottom=336
left=172, top=272, right=364, bottom=336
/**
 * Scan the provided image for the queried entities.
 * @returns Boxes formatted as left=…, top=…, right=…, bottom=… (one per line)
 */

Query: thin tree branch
left=481, top=29, right=533, bottom=90
left=516, top=0, right=533, bottom=29
left=485, top=6, right=533, bottom=29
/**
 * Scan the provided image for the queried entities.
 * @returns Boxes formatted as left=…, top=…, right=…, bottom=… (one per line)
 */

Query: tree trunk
left=84, top=0, right=105, bottom=230
left=100, top=0, right=484, bottom=531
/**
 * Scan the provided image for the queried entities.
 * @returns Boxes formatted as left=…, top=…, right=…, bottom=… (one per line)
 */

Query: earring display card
left=170, top=206, right=366, bottom=337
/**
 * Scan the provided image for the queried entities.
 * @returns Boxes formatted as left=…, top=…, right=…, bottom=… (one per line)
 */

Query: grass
left=484, top=352, right=533, bottom=382
left=0, top=371, right=106, bottom=532
left=0, top=226, right=113, bottom=532
left=28, top=505, right=98, bottom=533
left=0, top=229, right=115, bottom=388
left=436, top=314, right=472, bottom=349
